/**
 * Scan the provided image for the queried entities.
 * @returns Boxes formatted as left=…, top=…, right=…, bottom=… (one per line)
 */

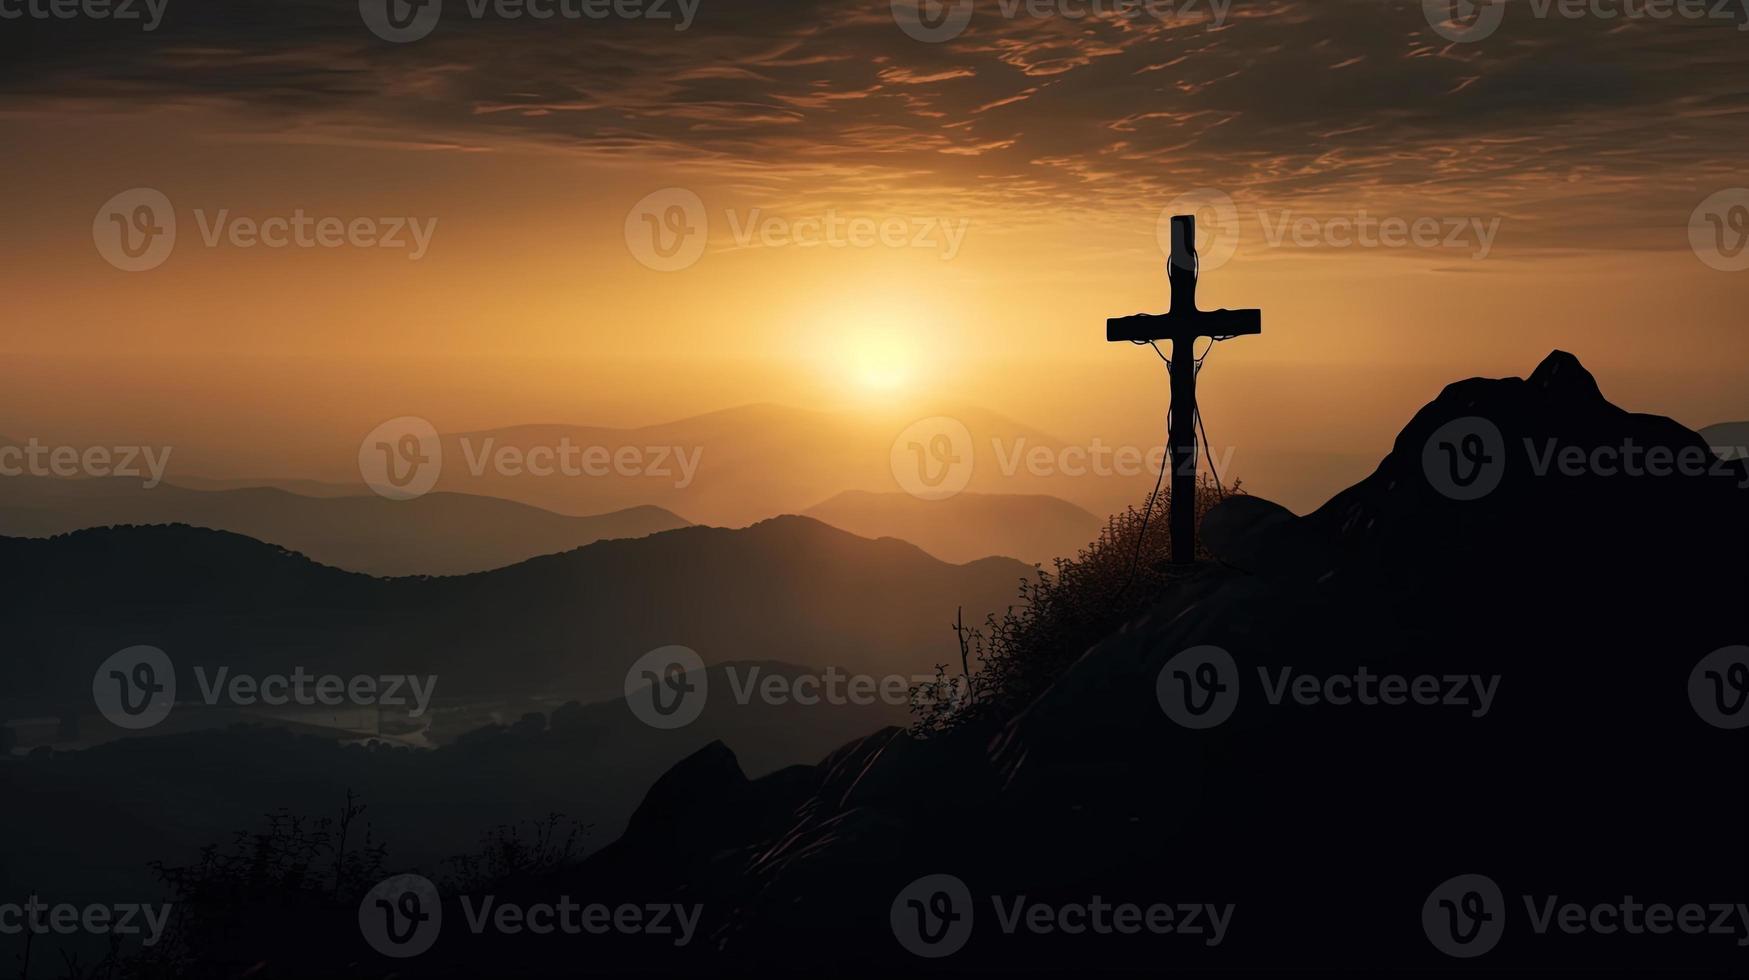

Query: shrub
left=913, top=475, right=1240, bottom=734
left=120, top=794, right=584, bottom=979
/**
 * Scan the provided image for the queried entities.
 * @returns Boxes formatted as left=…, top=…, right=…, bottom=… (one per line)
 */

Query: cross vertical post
left=1106, top=213, right=1262, bottom=565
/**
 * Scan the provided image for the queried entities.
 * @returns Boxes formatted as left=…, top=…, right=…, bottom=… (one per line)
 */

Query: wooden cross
left=1107, top=213, right=1261, bottom=565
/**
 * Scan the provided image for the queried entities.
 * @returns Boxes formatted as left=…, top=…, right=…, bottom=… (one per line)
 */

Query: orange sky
left=2, top=2, right=1747, bottom=513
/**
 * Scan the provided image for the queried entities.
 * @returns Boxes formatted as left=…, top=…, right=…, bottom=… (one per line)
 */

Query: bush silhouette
left=119, top=793, right=583, bottom=979
left=914, top=475, right=1239, bottom=734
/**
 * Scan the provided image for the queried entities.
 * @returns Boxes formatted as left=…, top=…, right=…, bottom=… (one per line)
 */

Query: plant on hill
left=913, top=475, right=1240, bottom=734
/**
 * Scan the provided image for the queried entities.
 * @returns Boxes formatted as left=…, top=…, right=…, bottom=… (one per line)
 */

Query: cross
left=1107, top=213, right=1261, bottom=565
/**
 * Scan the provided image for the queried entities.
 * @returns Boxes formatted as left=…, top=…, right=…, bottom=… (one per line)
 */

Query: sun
left=847, top=330, right=917, bottom=392
left=825, top=308, right=929, bottom=396
left=791, top=290, right=942, bottom=403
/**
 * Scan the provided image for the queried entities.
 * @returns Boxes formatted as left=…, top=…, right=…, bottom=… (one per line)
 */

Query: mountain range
left=0, top=476, right=688, bottom=576
left=0, top=515, right=1028, bottom=712
left=161, top=403, right=1152, bottom=526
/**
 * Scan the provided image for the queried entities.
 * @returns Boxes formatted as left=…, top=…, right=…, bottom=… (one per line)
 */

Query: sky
left=2, top=0, right=1747, bottom=508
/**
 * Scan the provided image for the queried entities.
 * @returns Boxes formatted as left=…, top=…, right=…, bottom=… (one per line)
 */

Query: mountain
left=168, top=475, right=365, bottom=498
left=1701, top=420, right=1749, bottom=460
left=0, top=660, right=909, bottom=911
left=0, top=516, right=1029, bottom=710
left=433, top=352, right=1746, bottom=976
left=227, top=403, right=1157, bottom=526
left=0, top=476, right=689, bottom=576
left=803, top=490, right=1102, bottom=566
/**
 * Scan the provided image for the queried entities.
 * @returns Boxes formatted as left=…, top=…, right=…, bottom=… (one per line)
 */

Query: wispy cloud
left=6, top=0, right=1747, bottom=250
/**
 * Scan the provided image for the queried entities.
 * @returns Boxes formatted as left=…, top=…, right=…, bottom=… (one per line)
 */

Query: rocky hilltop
left=500, top=352, right=1748, bottom=976
left=134, top=353, right=1744, bottom=977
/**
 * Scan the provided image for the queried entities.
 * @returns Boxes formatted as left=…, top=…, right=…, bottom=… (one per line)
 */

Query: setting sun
left=802, top=301, right=936, bottom=398
left=847, top=327, right=918, bottom=393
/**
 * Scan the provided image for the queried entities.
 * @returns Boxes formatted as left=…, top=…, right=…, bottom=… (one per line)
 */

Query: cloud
left=6, top=0, right=1748, bottom=250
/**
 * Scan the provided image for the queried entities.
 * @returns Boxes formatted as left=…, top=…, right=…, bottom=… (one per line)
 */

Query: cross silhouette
left=1107, top=213, right=1261, bottom=564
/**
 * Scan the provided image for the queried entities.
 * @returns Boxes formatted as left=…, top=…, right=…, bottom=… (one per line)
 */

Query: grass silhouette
left=914, top=475, right=1240, bottom=734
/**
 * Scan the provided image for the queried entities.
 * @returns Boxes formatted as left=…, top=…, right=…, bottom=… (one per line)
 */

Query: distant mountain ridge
left=1701, top=420, right=1749, bottom=459
left=170, top=402, right=1143, bottom=526
left=0, top=515, right=1029, bottom=708
left=0, top=476, right=689, bottom=576
left=803, top=490, right=1101, bottom=566
left=0, top=657, right=912, bottom=909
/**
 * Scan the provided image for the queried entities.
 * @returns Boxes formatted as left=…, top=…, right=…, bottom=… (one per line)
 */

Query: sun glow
left=813, top=305, right=933, bottom=398
left=848, top=331, right=916, bottom=392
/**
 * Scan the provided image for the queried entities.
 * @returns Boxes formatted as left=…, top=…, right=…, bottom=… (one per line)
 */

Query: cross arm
left=1106, top=308, right=1262, bottom=343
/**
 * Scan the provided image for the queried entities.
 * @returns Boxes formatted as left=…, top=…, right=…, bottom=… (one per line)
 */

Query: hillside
left=454, top=352, right=1749, bottom=976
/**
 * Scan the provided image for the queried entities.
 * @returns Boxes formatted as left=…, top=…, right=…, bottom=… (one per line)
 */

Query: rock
left=1199, top=494, right=1297, bottom=572
left=615, top=740, right=752, bottom=859
left=1700, top=420, right=1749, bottom=460
left=555, top=352, right=1748, bottom=976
